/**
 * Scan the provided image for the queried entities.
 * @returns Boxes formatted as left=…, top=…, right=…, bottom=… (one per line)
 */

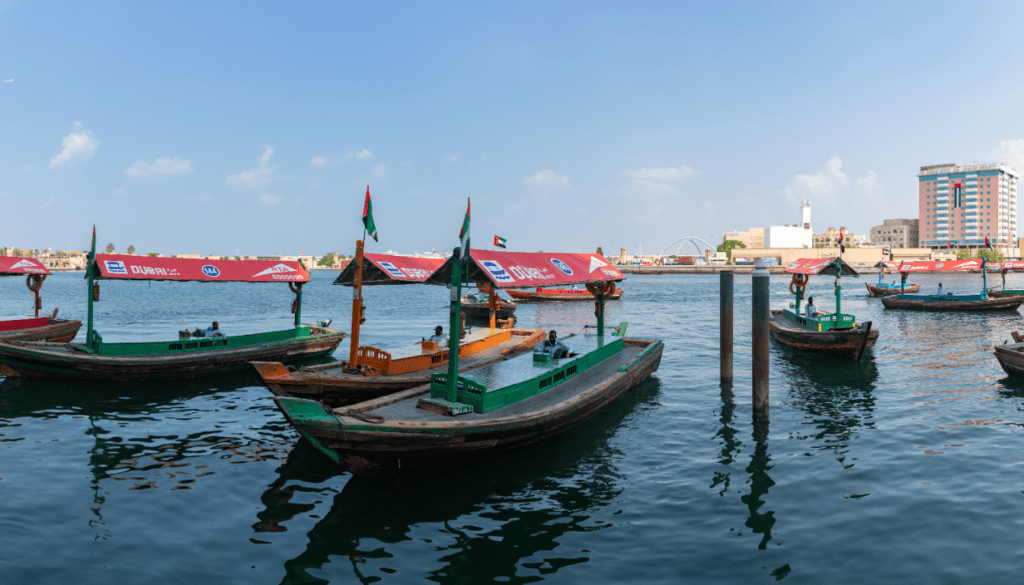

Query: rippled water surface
left=5, top=270, right=1024, bottom=583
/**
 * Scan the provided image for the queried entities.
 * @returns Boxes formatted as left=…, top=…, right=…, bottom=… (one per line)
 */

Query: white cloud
left=39, top=199, right=53, bottom=210
left=993, top=139, right=1024, bottom=176
left=371, top=163, right=388, bottom=178
left=524, top=169, right=571, bottom=190
left=257, top=193, right=282, bottom=207
left=112, top=188, right=127, bottom=195
left=783, top=156, right=849, bottom=200
left=226, top=145, right=277, bottom=187
left=310, top=149, right=372, bottom=166
left=50, top=124, right=100, bottom=167
left=446, top=154, right=460, bottom=163
left=4, top=79, right=13, bottom=83
left=124, top=157, right=192, bottom=177
left=618, top=164, right=699, bottom=197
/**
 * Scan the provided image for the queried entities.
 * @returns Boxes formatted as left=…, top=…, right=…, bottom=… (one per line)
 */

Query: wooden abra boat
left=0, top=257, right=81, bottom=343
left=880, top=258, right=1024, bottom=311
left=275, top=332, right=662, bottom=475
left=273, top=210, right=651, bottom=474
left=769, top=257, right=878, bottom=361
left=507, top=287, right=623, bottom=302
left=0, top=228, right=344, bottom=381
left=461, top=293, right=516, bottom=320
left=253, top=241, right=542, bottom=407
left=988, top=260, right=1024, bottom=298
left=865, top=261, right=919, bottom=296
left=994, top=331, right=1024, bottom=378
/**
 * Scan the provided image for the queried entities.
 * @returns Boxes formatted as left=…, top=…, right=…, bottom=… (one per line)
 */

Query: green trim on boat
left=70, top=326, right=318, bottom=356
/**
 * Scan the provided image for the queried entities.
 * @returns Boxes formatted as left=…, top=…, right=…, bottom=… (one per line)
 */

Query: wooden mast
left=487, top=285, right=496, bottom=334
left=348, top=240, right=364, bottom=368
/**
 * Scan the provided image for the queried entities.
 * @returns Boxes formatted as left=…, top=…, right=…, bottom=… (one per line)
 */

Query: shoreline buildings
left=870, top=219, right=919, bottom=248
left=764, top=200, right=813, bottom=248
left=918, top=163, right=1018, bottom=250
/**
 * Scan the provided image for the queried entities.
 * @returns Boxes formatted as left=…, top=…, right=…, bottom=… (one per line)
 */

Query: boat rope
left=349, top=412, right=385, bottom=424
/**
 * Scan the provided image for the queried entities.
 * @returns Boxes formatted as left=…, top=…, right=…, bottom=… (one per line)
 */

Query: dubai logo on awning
left=253, top=263, right=298, bottom=277
left=202, top=265, right=221, bottom=278
left=482, top=260, right=514, bottom=283
left=589, top=256, right=608, bottom=273
left=378, top=261, right=405, bottom=279
left=105, top=260, right=127, bottom=274
left=10, top=259, right=38, bottom=270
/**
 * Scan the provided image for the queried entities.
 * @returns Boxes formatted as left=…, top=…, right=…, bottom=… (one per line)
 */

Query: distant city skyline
left=3, top=2, right=1024, bottom=257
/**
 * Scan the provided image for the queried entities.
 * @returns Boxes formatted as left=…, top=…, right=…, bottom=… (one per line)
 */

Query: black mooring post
left=720, top=270, right=733, bottom=383
left=751, top=259, right=770, bottom=417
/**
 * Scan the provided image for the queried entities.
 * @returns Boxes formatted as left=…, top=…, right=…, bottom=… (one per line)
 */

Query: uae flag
left=362, top=186, right=378, bottom=242
left=839, top=231, right=846, bottom=254
left=953, top=182, right=963, bottom=208
left=494, top=235, right=507, bottom=249
left=459, top=198, right=471, bottom=260
left=985, top=236, right=994, bottom=250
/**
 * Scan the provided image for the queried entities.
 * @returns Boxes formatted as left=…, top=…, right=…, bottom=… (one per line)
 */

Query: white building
left=764, top=200, right=813, bottom=248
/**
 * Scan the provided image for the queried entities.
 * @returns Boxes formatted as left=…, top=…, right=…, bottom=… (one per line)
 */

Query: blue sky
left=3, top=1, right=1024, bottom=257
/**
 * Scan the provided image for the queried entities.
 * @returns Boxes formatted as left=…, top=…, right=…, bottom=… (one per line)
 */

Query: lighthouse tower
left=800, top=200, right=811, bottom=230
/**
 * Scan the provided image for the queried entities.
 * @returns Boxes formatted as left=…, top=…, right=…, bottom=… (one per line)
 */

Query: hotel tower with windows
left=919, top=163, right=1018, bottom=250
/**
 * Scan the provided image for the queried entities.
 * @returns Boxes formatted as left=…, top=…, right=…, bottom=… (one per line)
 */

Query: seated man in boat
left=205, top=321, right=225, bottom=338
left=937, top=283, right=944, bottom=296
left=804, top=297, right=818, bottom=319
left=535, top=330, right=577, bottom=359
left=425, top=326, right=449, bottom=347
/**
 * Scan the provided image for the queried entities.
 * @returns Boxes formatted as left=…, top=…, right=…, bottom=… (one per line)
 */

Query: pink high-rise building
left=919, top=163, right=1018, bottom=250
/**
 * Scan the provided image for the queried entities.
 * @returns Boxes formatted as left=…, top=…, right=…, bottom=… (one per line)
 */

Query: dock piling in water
left=751, top=259, right=770, bottom=417
left=720, top=270, right=733, bottom=382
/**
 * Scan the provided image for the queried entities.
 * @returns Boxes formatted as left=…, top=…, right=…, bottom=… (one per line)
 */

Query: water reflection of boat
left=265, top=377, right=661, bottom=583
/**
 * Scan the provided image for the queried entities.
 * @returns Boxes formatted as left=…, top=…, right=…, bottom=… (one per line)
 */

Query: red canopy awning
left=426, top=250, right=625, bottom=289
left=1000, top=260, right=1024, bottom=271
left=0, top=257, right=51, bottom=276
left=334, top=254, right=445, bottom=285
left=897, top=259, right=981, bottom=273
left=784, top=257, right=859, bottom=276
left=91, top=254, right=310, bottom=282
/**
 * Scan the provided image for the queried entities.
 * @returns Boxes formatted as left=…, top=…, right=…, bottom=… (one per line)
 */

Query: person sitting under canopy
left=205, top=321, right=225, bottom=338
left=425, top=326, right=449, bottom=347
left=534, top=330, right=576, bottom=359
left=804, top=296, right=818, bottom=319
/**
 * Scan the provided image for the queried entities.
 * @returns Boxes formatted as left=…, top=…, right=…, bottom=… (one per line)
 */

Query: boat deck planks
left=364, top=344, right=643, bottom=423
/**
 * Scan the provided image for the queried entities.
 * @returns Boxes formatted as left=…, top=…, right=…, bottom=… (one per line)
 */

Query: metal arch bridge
left=658, top=237, right=717, bottom=258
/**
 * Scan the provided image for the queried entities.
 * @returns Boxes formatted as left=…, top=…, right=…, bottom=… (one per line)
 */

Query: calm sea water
left=4, top=269, right=1024, bottom=583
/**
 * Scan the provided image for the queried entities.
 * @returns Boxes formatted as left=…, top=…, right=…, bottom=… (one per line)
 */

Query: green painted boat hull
left=0, top=327, right=345, bottom=381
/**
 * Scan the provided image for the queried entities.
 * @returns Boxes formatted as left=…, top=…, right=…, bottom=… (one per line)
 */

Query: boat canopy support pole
left=982, top=255, right=988, bottom=298
left=488, top=286, right=496, bottom=334
left=293, top=282, right=303, bottom=328
left=446, top=246, right=464, bottom=403
left=348, top=239, right=364, bottom=368
left=597, top=291, right=605, bottom=337
left=86, top=229, right=96, bottom=350
left=835, top=264, right=842, bottom=316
